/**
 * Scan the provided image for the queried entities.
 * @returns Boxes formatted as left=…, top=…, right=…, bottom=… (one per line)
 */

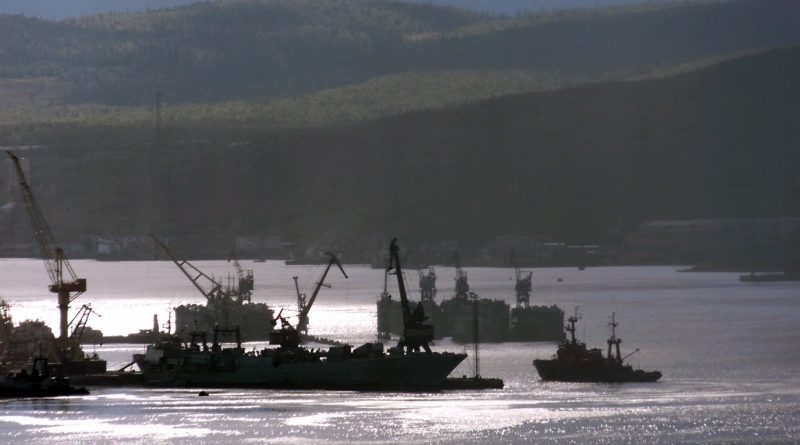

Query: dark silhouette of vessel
left=533, top=309, right=661, bottom=383
left=134, top=239, right=466, bottom=390
left=1, top=358, right=89, bottom=398
left=377, top=255, right=564, bottom=343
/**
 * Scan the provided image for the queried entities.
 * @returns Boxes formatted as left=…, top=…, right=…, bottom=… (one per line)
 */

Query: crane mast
left=388, top=239, right=433, bottom=353
left=271, top=253, right=347, bottom=347
left=296, top=253, right=347, bottom=334
left=7, top=151, right=86, bottom=342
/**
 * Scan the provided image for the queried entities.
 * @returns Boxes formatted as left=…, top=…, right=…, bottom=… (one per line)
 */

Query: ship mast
left=566, top=306, right=580, bottom=344
left=293, top=276, right=306, bottom=332
left=607, top=312, right=622, bottom=364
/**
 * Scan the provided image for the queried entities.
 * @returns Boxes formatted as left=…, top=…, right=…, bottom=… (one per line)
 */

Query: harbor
left=1, top=261, right=798, bottom=442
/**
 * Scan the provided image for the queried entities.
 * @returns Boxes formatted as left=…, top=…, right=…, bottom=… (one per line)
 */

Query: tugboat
left=533, top=309, right=661, bottom=383
left=1, top=358, right=89, bottom=398
left=134, top=239, right=466, bottom=390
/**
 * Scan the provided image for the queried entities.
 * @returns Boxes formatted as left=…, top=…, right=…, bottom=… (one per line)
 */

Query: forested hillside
left=0, top=0, right=798, bottom=109
left=0, top=0, right=198, bottom=20
left=0, top=0, right=707, bottom=20
left=0, top=0, right=797, bottom=256
left=6, top=47, right=798, bottom=250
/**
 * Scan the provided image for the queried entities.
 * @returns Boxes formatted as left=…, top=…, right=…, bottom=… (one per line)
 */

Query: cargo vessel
left=533, top=309, right=661, bottom=383
left=135, top=240, right=466, bottom=390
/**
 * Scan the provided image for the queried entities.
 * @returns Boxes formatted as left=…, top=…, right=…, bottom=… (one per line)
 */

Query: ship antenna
left=607, top=312, right=622, bottom=364
left=566, top=306, right=580, bottom=344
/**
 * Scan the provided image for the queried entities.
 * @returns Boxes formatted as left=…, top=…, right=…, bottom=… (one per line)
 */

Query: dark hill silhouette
left=0, top=0, right=797, bottom=105
left=9, top=47, right=797, bottom=250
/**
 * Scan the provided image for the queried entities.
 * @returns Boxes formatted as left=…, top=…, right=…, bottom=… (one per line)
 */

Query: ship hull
left=533, top=359, right=661, bottom=383
left=137, top=350, right=466, bottom=391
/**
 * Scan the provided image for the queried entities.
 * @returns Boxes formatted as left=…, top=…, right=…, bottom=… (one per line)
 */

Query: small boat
left=533, top=309, right=661, bottom=383
left=1, top=358, right=89, bottom=398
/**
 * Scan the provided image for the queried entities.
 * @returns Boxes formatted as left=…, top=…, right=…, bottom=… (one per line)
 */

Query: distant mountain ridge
left=0, top=0, right=798, bottom=108
left=0, top=0, right=705, bottom=20
left=0, top=0, right=198, bottom=20
left=8, top=46, right=798, bottom=248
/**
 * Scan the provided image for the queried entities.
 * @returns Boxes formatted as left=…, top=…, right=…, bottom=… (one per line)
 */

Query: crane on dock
left=7, top=151, right=105, bottom=373
left=6, top=151, right=87, bottom=344
left=389, top=239, right=433, bottom=353
left=271, top=253, right=347, bottom=348
left=150, top=234, right=225, bottom=304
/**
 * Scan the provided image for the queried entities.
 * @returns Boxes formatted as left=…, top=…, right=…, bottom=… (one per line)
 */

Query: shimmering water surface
left=1, top=260, right=798, bottom=443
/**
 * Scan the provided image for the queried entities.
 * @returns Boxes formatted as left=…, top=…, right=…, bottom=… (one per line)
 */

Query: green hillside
left=0, top=0, right=798, bottom=109
left=6, top=46, right=797, bottom=253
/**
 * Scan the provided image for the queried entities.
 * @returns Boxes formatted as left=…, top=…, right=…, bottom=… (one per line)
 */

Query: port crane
left=150, top=234, right=225, bottom=304
left=389, top=239, right=433, bottom=353
left=272, top=253, right=347, bottom=347
left=6, top=151, right=87, bottom=344
left=69, top=304, right=101, bottom=344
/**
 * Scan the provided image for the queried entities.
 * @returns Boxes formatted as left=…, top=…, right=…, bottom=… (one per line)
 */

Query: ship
left=533, top=309, right=662, bottom=383
left=1, top=358, right=89, bottom=398
left=152, top=236, right=274, bottom=341
left=135, top=239, right=466, bottom=390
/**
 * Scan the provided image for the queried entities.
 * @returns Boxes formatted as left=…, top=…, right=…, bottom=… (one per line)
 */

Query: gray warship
left=152, top=236, right=274, bottom=341
left=135, top=239, right=466, bottom=390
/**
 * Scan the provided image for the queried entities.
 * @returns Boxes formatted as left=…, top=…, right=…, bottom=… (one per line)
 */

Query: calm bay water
left=1, top=259, right=798, bottom=443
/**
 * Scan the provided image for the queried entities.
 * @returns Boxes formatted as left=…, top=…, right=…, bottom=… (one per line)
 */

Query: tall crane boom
left=296, top=252, right=347, bottom=334
left=388, top=238, right=433, bottom=353
left=7, top=151, right=86, bottom=341
left=150, top=234, right=222, bottom=303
